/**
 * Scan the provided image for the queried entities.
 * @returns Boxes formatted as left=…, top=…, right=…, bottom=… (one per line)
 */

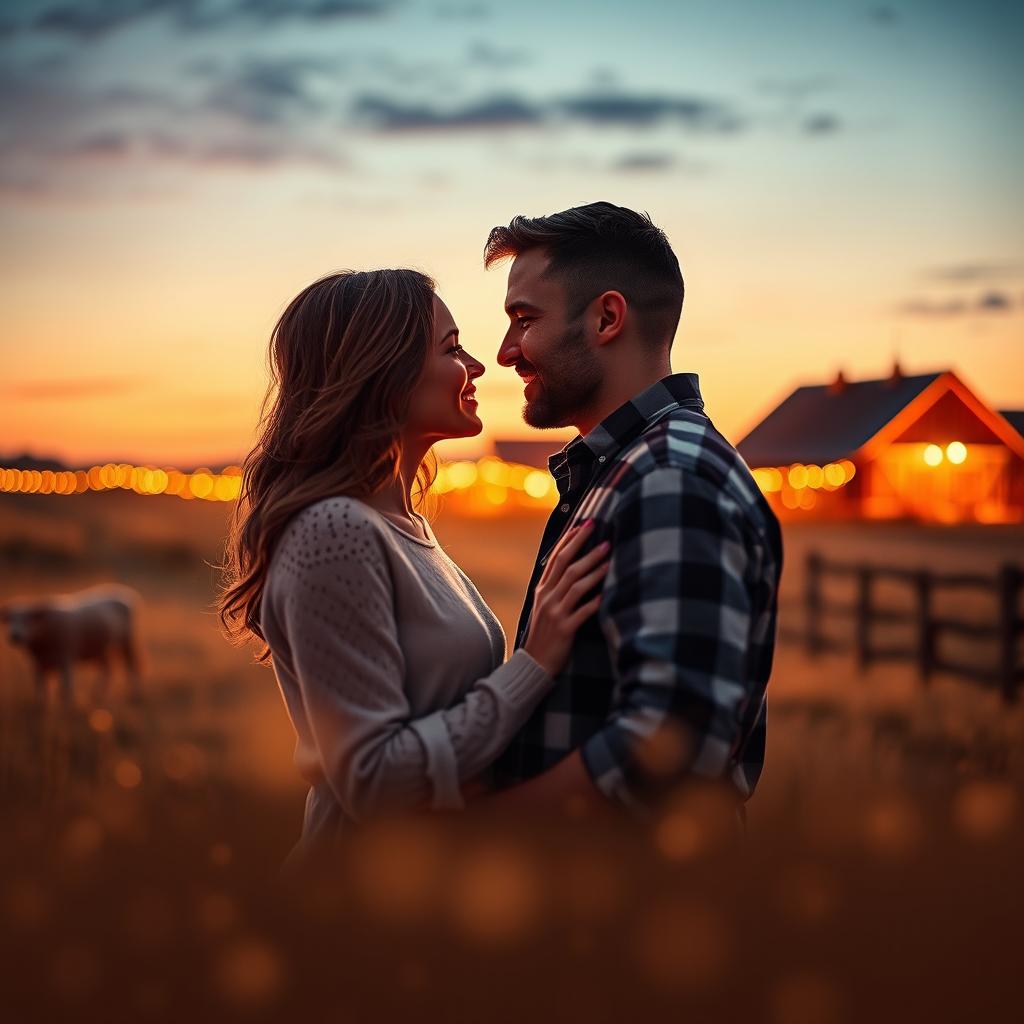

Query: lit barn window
left=923, top=444, right=943, bottom=467
left=946, top=441, right=967, bottom=465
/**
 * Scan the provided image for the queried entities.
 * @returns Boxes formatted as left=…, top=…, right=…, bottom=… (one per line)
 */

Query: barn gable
left=736, top=371, right=941, bottom=467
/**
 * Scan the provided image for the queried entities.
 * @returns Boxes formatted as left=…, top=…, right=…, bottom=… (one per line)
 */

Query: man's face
left=496, top=248, right=602, bottom=430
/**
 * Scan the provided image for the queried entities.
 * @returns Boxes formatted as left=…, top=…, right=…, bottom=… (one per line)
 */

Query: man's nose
left=496, top=332, right=520, bottom=367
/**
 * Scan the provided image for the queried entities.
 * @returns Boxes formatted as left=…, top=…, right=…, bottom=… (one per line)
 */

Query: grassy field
left=1, top=490, right=1022, bottom=1022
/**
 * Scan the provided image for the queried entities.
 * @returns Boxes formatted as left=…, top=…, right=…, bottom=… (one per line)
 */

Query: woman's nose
left=468, top=356, right=485, bottom=380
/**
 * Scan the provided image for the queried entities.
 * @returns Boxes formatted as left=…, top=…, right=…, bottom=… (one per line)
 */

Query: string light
left=0, top=458, right=557, bottom=506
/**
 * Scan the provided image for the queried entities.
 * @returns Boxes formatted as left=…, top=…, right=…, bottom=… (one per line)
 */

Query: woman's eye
left=448, top=344, right=465, bottom=356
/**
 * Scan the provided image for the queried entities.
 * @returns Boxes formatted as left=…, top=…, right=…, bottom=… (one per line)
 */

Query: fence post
left=806, top=551, right=823, bottom=657
left=915, top=570, right=934, bottom=684
left=856, top=566, right=872, bottom=672
left=998, top=564, right=1020, bottom=704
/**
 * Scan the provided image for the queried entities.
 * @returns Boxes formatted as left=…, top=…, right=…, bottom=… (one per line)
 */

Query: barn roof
left=736, top=371, right=945, bottom=467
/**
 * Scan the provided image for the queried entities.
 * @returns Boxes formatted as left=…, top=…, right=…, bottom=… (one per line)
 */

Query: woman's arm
left=269, top=501, right=553, bottom=821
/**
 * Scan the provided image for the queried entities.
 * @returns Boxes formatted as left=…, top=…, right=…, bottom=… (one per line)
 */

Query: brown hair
left=484, top=201, right=684, bottom=346
left=218, top=268, right=437, bottom=662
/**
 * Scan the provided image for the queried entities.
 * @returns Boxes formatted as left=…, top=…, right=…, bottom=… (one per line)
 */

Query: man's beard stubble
left=522, top=320, right=603, bottom=430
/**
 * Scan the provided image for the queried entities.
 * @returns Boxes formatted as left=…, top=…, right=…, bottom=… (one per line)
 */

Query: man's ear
left=592, top=290, right=627, bottom=346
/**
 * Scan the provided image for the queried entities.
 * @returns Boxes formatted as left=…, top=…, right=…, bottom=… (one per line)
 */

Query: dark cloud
left=202, top=56, right=326, bottom=125
left=803, top=113, right=841, bottom=135
left=557, top=91, right=744, bottom=132
left=925, top=262, right=1022, bottom=283
left=31, top=0, right=208, bottom=39
left=235, top=0, right=393, bottom=22
left=899, top=292, right=1017, bottom=317
left=610, top=152, right=677, bottom=173
left=353, top=94, right=542, bottom=131
left=354, top=89, right=746, bottom=135
left=19, top=0, right=393, bottom=40
left=977, top=291, right=1012, bottom=311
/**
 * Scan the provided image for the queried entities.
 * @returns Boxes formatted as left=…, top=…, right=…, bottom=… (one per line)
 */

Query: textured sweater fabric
left=259, top=495, right=553, bottom=846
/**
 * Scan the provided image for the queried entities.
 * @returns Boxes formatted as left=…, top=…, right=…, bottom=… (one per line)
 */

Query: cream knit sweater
left=259, top=495, right=553, bottom=845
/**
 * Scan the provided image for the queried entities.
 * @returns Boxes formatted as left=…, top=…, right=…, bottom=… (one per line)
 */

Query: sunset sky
left=1, top=0, right=1022, bottom=467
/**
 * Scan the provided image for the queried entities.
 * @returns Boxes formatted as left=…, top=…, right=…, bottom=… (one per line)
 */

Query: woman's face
left=405, top=294, right=486, bottom=442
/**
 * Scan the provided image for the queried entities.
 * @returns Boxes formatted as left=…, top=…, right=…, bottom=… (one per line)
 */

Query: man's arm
left=580, top=465, right=754, bottom=815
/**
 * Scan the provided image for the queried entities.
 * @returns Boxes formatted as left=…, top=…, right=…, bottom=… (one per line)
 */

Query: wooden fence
left=790, top=552, right=1024, bottom=703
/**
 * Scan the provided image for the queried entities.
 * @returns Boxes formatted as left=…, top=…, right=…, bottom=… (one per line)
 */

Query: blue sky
left=1, top=0, right=1022, bottom=463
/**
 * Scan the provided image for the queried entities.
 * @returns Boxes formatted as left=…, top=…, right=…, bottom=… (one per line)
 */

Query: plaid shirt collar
left=547, top=372, right=704, bottom=497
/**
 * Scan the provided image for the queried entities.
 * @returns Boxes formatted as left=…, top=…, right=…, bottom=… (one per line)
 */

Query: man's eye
left=516, top=317, right=533, bottom=328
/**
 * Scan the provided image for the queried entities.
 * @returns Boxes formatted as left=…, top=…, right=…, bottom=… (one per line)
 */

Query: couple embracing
left=219, top=202, right=783, bottom=864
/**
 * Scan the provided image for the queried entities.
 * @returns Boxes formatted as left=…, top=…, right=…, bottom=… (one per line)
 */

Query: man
left=482, top=202, right=783, bottom=820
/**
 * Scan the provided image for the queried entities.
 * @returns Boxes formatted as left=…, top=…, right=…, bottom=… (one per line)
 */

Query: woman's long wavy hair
left=218, top=268, right=439, bottom=662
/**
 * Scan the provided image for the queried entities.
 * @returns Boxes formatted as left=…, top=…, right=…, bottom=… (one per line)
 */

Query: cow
left=0, top=584, right=142, bottom=706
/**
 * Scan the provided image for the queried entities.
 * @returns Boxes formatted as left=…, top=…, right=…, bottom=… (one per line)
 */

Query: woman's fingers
left=561, top=559, right=611, bottom=610
left=538, top=519, right=594, bottom=586
left=567, top=591, right=604, bottom=630
left=551, top=539, right=610, bottom=599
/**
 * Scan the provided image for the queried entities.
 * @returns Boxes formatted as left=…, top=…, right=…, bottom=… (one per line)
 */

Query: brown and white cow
left=0, top=584, right=142, bottom=705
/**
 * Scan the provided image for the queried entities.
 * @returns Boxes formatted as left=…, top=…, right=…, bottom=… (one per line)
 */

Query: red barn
left=736, top=365, right=1024, bottom=523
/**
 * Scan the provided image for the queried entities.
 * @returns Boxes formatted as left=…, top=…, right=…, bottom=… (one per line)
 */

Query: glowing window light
left=805, top=465, right=824, bottom=489
left=799, top=488, right=817, bottom=510
left=2, top=469, right=17, bottom=491
left=524, top=471, right=552, bottom=498
left=781, top=489, right=800, bottom=510
left=923, top=444, right=943, bottom=467
left=150, top=469, right=169, bottom=494
left=788, top=464, right=808, bottom=489
left=100, top=464, right=118, bottom=488
left=946, top=441, right=967, bottom=465
left=839, top=459, right=856, bottom=480
left=25, top=470, right=42, bottom=493
left=484, top=484, right=508, bottom=505
left=74, top=471, right=90, bottom=493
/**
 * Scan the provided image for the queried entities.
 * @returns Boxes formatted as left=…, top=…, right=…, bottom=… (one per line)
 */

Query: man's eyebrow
left=504, top=301, right=542, bottom=317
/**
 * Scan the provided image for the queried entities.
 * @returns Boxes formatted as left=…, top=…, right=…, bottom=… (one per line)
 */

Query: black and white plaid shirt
left=491, top=373, right=783, bottom=815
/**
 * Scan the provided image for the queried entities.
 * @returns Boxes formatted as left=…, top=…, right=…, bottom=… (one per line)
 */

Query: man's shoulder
left=605, top=408, right=777, bottom=532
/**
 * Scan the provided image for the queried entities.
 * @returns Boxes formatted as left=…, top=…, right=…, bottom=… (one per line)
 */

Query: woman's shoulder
left=273, top=496, right=391, bottom=575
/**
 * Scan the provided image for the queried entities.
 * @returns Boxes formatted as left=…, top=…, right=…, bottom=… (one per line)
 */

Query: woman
left=218, top=269, right=608, bottom=857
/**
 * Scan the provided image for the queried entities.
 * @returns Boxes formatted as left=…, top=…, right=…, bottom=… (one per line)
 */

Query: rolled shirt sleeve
left=581, top=466, right=756, bottom=814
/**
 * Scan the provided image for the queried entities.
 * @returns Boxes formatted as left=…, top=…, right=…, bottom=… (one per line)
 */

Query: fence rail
left=788, top=552, right=1024, bottom=703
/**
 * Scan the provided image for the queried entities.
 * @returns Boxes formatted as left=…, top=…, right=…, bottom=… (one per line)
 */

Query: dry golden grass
left=1, top=491, right=1022, bottom=1022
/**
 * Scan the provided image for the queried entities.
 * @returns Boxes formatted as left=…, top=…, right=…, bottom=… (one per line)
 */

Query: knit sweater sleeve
left=266, top=499, right=552, bottom=821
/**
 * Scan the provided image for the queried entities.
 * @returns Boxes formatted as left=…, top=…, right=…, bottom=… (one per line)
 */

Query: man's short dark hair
left=484, top=201, right=684, bottom=346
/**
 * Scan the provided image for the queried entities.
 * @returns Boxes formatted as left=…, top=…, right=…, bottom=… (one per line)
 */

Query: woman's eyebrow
left=439, top=327, right=459, bottom=344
